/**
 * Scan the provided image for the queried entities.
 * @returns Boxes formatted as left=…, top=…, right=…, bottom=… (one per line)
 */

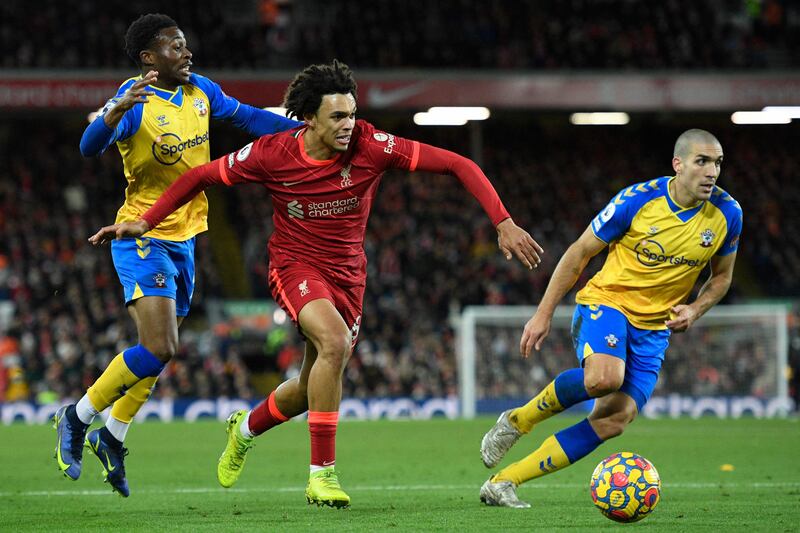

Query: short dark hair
left=674, top=128, right=721, bottom=158
left=283, top=60, right=357, bottom=120
left=124, top=13, right=178, bottom=67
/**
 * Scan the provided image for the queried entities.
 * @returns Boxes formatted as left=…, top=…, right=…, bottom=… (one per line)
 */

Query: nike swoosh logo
left=282, top=180, right=303, bottom=187
left=56, top=432, right=70, bottom=471
left=366, top=82, right=429, bottom=108
left=103, top=451, right=116, bottom=472
left=322, top=460, right=335, bottom=466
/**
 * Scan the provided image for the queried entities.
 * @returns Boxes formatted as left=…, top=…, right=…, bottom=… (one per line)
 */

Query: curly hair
left=124, top=13, right=178, bottom=67
left=283, top=60, right=357, bottom=120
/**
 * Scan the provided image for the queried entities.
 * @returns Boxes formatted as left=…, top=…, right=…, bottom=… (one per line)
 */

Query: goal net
left=455, top=304, right=791, bottom=419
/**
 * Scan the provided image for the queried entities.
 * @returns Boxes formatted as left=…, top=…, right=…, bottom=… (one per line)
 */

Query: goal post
left=455, top=304, right=790, bottom=419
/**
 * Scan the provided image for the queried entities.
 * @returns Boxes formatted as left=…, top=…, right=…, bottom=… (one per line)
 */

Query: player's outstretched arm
left=666, top=251, right=737, bottom=333
left=87, top=157, right=226, bottom=245
left=88, top=220, right=150, bottom=246
left=102, top=71, right=158, bottom=128
left=80, top=71, right=157, bottom=157
left=412, top=143, right=543, bottom=268
left=190, top=74, right=299, bottom=137
left=520, top=227, right=606, bottom=357
left=230, top=105, right=300, bottom=136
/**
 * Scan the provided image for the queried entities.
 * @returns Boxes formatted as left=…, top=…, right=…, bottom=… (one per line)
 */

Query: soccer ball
left=589, top=452, right=661, bottom=523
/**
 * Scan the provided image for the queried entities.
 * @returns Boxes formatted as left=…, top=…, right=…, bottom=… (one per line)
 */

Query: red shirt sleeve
left=412, top=142, right=511, bottom=227
left=140, top=159, right=226, bottom=229
left=218, top=135, right=277, bottom=185
left=359, top=120, right=420, bottom=171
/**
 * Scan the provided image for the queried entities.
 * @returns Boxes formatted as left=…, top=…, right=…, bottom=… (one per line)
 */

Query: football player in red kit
left=89, top=60, right=543, bottom=508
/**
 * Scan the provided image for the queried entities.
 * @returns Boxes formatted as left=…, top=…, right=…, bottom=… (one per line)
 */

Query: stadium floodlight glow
left=761, top=106, right=800, bottom=119
left=263, top=106, right=288, bottom=116
left=569, top=112, right=630, bottom=125
left=730, top=111, right=791, bottom=125
left=413, top=112, right=468, bottom=126
left=413, top=106, right=490, bottom=126
left=427, top=107, right=491, bottom=121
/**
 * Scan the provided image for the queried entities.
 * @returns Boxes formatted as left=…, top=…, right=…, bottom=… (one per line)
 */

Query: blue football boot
left=53, top=405, right=88, bottom=480
left=86, top=428, right=130, bottom=497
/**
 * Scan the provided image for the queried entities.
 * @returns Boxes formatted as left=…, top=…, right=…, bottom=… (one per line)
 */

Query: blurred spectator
left=1, top=0, right=798, bottom=70
left=0, top=116, right=797, bottom=403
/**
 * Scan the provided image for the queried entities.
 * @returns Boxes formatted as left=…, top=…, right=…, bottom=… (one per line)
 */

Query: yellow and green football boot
left=217, top=409, right=254, bottom=488
left=305, top=467, right=350, bottom=509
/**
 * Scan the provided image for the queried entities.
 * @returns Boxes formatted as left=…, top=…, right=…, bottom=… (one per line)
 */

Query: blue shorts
left=570, top=304, right=670, bottom=411
left=111, top=237, right=196, bottom=317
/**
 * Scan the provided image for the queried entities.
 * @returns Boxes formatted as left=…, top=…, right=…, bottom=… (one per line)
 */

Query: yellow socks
left=110, top=376, right=158, bottom=423
left=508, top=380, right=564, bottom=434
left=87, top=344, right=165, bottom=412
left=87, top=353, right=142, bottom=411
left=496, top=418, right=604, bottom=486
left=493, top=435, right=571, bottom=485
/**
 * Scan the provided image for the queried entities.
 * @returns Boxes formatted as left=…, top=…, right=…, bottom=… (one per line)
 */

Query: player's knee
left=584, top=375, right=623, bottom=397
left=141, top=338, right=178, bottom=363
left=317, top=330, right=353, bottom=369
left=592, top=412, right=633, bottom=440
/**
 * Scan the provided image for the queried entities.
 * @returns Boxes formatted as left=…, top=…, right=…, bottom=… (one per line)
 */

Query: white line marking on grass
left=2, top=481, right=799, bottom=498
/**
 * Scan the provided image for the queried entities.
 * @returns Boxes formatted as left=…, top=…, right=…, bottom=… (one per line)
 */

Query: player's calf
left=587, top=392, right=638, bottom=440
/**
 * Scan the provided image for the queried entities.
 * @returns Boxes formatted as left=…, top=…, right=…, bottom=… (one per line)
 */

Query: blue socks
left=554, top=368, right=591, bottom=408
left=122, top=344, right=165, bottom=378
left=554, top=418, right=604, bottom=463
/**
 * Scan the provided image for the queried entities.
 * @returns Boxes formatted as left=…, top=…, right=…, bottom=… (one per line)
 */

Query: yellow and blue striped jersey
left=576, top=177, right=742, bottom=330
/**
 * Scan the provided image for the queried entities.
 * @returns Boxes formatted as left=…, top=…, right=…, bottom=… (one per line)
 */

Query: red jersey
left=220, top=120, right=418, bottom=285
left=143, top=119, right=511, bottom=287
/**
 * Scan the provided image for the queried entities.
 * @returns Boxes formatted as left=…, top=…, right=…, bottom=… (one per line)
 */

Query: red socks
left=247, top=391, right=289, bottom=436
left=308, top=411, right=338, bottom=467
left=247, top=394, right=339, bottom=468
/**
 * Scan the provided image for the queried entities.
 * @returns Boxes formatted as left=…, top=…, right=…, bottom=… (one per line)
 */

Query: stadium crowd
left=0, top=118, right=797, bottom=407
left=0, top=0, right=797, bottom=70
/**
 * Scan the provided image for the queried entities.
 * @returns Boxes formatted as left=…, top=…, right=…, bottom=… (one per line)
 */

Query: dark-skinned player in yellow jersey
left=54, top=13, right=298, bottom=497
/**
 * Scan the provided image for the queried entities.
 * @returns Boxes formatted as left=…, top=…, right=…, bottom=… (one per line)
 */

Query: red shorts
left=268, top=264, right=365, bottom=346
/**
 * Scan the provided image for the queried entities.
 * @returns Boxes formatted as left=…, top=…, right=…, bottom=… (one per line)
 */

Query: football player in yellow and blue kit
left=52, top=13, right=298, bottom=496
left=479, top=129, right=743, bottom=508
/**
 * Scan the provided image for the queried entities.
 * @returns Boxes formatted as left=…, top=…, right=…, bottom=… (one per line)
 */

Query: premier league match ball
left=589, top=452, right=661, bottom=523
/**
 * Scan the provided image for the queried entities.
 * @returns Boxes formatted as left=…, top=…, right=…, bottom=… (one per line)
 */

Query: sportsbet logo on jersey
left=634, top=239, right=701, bottom=268
left=152, top=131, right=210, bottom=165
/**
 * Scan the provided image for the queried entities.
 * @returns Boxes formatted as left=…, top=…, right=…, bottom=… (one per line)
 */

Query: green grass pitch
left=0, top=416, right=798, bottom=531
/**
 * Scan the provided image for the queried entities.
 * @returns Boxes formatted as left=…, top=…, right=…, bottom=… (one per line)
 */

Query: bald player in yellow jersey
left=52, top=14, right=298, bottom=496
left=479, top=129, right=743, bottom=508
